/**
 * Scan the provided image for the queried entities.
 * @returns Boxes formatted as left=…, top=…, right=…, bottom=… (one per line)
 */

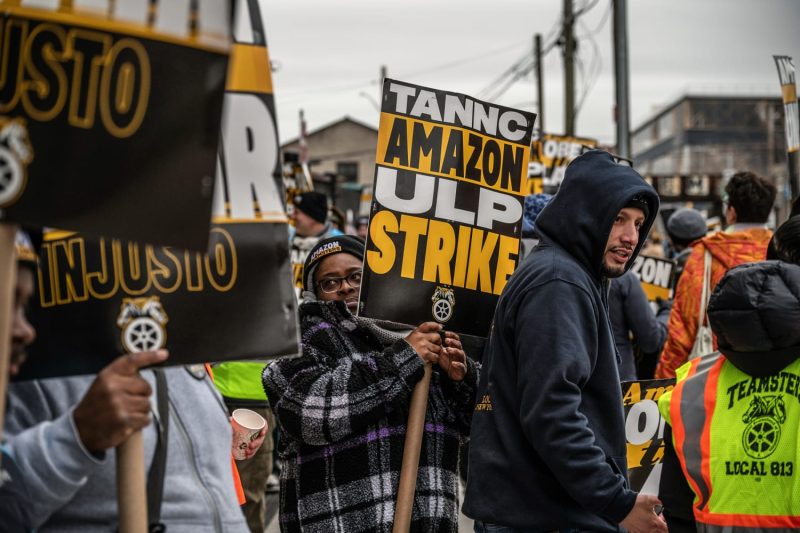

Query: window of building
left=336, top=162, right=358, bottom=183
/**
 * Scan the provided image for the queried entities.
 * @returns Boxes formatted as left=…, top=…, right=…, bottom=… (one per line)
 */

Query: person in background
left=355, top=215, right=370, bottom=240
left=658, top=261, right=800, bottom=530
left=767, top=214, right=800, bottom=263
left=289, top=191, right=343, bottom=295
left=264, top=235, right=479, bottom=532
left=665, top=207, right=708, bottom=285
left=656, top=172, right=776, bottom=378
left=328, top=205, right=347, bottom=233
left=211, top=361, right=276, bottom=532
left=609, top=270, right=669, bottom=381
left=1, top=230, right=39, bottom=530
left=519, top=193, right=553, bottom=259
left=463, top=150, right=666, bottom=532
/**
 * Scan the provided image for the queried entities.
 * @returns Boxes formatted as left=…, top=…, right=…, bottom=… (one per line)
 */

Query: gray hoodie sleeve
left=4, top=379, right=106, bottom=527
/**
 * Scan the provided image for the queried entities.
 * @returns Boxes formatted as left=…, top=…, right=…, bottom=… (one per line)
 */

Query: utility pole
left=563, top=0, right=575, bottom=135
left=613, top=0, right=631, bottom=159
left=535, top=33, right=545, bottom=134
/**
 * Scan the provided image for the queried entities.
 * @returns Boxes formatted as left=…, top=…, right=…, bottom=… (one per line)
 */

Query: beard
left=601, top=246, right=633, bottom=278
left=601, top=260, right=627, bottom=278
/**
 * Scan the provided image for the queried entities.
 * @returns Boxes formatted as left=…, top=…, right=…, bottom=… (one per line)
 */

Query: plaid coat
left=263, top=300, right=479, bottom=533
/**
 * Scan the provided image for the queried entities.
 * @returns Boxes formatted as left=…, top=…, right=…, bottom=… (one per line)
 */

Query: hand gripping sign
left=359, top=79, right=536, bottom=338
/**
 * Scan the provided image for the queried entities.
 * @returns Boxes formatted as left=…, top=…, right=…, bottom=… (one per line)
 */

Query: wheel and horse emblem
left=741, top=394, right=786, bottom=459
left=431, top=286, right=455, bottom=323
left=0, top=118, right=34, bottom=207
left=116, top=297, right=169, bottom=353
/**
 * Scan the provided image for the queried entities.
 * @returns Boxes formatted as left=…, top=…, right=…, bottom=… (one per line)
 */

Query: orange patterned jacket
left=655, top=227, right=772, bottom=378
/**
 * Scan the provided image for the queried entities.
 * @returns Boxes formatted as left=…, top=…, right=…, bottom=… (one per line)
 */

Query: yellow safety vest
left=211, top=361, right=268, bottom=402
left=659, top=353, right=800, bottom=532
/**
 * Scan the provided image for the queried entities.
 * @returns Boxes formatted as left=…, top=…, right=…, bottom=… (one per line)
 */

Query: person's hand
left=620, top=493, right=667, bottom=533
left=73, top=350, right=169, bottom=454
left=405, top=322, right=442, bottom=364
left=240, top=427, right=267, bottom=460
left=438, top=331, right=468, bottom=381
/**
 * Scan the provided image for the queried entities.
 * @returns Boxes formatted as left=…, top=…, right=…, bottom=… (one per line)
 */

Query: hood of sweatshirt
left=534, top=150, right=660, bottom=281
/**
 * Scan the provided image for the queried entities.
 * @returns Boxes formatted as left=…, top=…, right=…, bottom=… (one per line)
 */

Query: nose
left=12, top=308, right=36, bottom=348
left=338, top=280, right=357, bottom=295
left=620, top=221, right=639, bottom=246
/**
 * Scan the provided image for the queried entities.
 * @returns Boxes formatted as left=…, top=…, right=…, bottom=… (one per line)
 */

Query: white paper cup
left=231, top=408, right=267, bottom=460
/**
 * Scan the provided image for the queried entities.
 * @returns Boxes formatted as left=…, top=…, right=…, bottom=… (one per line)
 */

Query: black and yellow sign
left=623, top=379, right=675, bottom=493
left=14, top=0, right=298, bottom=379
left=629, top=255, right=674, bottom=302
left=0, top=1, right=230, bottom=251
left=358, top=79, right=535, bottom=337
left=526, top=133, right=597, bottom=193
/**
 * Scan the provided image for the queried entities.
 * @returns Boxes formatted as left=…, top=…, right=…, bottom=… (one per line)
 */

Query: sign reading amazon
left=630, top=254, right=675, bottom=304
left=358, top=79, right=535, bottom=337
left=15, top=0, right=298, bottom=380
left=0, top=0, right=230, bottom=251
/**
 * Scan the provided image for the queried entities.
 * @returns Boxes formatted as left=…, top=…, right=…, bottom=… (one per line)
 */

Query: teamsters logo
left=0, top=118, right=33, bottom=207
left=431, top=286, right=455, bottom=323
left=741, top=395, right=786, bottom=459
left=116, top=297, right=169, bottom=353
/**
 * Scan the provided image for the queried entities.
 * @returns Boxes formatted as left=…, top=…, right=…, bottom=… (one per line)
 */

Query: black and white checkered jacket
left=263, top=299, right=479, bottom=533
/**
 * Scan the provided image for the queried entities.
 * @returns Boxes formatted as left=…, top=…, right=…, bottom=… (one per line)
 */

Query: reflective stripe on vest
left=671, top=352, right=720, bottom=511
left=698, top=525, right=798, bottom=533
left=671, top=354, right=800, bottom=529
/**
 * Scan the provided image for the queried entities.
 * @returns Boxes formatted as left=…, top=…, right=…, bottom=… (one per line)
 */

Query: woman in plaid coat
left=264, top=235, right=479, bottom=533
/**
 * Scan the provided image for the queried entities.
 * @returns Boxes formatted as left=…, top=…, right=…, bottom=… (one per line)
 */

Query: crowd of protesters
left=2, top=149, right=800, bottom=533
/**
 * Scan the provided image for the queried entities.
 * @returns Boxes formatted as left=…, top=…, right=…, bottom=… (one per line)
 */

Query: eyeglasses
left=579, top=145, right=634, bottom=167
left=317, top=270, right=363, bottom=293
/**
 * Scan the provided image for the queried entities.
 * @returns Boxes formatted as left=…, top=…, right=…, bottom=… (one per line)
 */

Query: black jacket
left=462, top=150, right=659, bottom=531
left=608, top=271, right=668, bottom=381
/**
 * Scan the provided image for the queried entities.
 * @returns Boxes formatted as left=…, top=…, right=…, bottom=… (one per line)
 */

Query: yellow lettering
left=422, top=220, right=455, bottom=285
left=493, top=235, right=518, bottom=295
left=399, top=214, right=427, bottom=279
left=466, top=228, right=497, bottom=293
left=366, top=210, right=397, bottom=275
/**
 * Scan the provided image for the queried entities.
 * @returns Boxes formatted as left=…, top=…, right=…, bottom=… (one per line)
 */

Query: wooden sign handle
left=117, top=430, right=148, bottom=533
left=0, top=223, right=19, bottom=456
left=392, top=363, right=432, bottom=533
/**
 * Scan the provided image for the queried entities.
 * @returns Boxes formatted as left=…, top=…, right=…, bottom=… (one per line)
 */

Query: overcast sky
left=258, top=0, right=800, bottom=146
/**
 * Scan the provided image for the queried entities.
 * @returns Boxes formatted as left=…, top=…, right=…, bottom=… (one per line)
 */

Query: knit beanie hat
left=294, top=191, right=328, bottom=224
left=708, top=261, right=800, bottom=377
left=522, top=193, right=553, bottom=238
left=625, top=193, right=650, bottom=219
left=303, top=235, right=365, bottom=292
left=667, top=208, right=707, bottom=245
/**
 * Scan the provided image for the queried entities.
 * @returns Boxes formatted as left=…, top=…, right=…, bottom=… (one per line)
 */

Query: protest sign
left=774, top=55, right=799, bottom=200
left=526, top=133, right=597, bottom=193
left=0, top=0, right=230, bottom=251
left=623, top=378, right=675, bottom=494
left=358, top=79, right=535, bottom=337
left=14, top=0, right=298, bottom=380
left=629, top=254, right=675, bottom=303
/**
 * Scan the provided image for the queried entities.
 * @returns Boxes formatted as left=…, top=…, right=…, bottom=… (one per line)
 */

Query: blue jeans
left=474, top=522, right=579, bottom=533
